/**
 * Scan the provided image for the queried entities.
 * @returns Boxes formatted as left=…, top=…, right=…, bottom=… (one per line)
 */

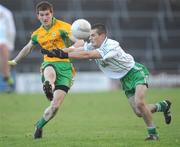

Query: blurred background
left=0, top=0, right=180, bottom=92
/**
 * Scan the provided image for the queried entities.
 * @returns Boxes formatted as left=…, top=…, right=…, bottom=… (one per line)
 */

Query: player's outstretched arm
left=41, top=48, right=69, bottom=58
left=41, top=47, right=101, bottom=59
left=9, top=40, right=35, bottom=65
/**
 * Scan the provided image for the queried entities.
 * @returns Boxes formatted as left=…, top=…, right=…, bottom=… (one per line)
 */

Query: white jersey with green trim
left=84, top=37, right=135, bottom=79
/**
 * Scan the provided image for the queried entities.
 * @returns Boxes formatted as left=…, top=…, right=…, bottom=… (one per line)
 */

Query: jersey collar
left=100, top=37, right=108, bottom=48
left=42, top=17, right=57, bottom=31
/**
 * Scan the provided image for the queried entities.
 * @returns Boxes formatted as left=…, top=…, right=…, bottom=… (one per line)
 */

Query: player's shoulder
left=99, top=38, right=120, bottom=52
left=31, top=26, right=43, bottom=36
left=0, top=5, right=13, bottom=17
left=56, top=19, right=71, bottom=27
left=106, top=38, right=119, bottom=45
left=55, top=18, right=72, bottom=34
left=0, top=5, right=9, bottom=12
left=100, top=38, right=119, bottom=49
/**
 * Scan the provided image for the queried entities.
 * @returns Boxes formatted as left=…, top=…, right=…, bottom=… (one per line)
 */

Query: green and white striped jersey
left=84, top=37, right=135, bottom=79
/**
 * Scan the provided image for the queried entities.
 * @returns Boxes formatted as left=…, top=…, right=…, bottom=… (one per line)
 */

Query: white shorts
left=0, top=23, right=15, bottom=51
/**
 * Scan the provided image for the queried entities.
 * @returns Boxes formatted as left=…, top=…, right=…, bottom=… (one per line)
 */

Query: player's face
left=89, top=29, right=105, bottom=48
left=37, top=10, right=53, bottom=27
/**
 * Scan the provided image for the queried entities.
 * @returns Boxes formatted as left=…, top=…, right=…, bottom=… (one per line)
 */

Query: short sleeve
left=31, top=35, right=38, bottom=45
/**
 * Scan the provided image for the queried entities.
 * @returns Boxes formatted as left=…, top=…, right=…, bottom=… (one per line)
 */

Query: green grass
left=0, top=88, right=180, bottom=147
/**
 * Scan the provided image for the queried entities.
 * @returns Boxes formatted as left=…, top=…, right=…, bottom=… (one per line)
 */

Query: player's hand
left=41, top=48, right=52, bottom=56
left=41, top=48, right=68, bottom=58
left=8, top=60, right=17, bottom=66
left=41, top=48, right=58, bottom=57
left=51, top=49, right=68, bottom=58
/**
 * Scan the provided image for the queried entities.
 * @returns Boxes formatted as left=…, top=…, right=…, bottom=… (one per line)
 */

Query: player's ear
left=49, top=9, right=54, bottom=17
left=36, top=14, right=40, bottom=20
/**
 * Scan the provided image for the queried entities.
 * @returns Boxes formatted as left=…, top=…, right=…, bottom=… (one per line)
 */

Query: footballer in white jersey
left=42, top=23, right=172, bottom=140
left=0, top=5, right=16, bottom=92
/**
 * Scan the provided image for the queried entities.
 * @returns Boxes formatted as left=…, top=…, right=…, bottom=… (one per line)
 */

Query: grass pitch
left=0, top=88, right=180, bottom=147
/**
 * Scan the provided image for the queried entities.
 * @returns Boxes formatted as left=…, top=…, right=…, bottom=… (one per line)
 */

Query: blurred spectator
left=0, top=4, right=16, bottom=92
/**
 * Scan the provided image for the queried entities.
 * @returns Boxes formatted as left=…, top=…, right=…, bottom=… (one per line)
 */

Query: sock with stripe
left=155, top=101, right=168, bottom=112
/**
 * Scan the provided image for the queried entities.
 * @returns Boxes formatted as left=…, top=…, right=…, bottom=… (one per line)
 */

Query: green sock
left=155, top=101, right=167, bottom=112
left=36, top=117, right=48, bottom=129
left=147, top=127, right=158, bottom=136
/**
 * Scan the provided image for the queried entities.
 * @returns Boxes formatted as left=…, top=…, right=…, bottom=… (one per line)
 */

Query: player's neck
left=43, top=17, right=56, bottom=30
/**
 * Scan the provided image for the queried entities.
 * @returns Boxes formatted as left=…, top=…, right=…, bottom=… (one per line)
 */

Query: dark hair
left=91, top=23, right=107, bottom=35
left=36, top=1, right=53, bottom=14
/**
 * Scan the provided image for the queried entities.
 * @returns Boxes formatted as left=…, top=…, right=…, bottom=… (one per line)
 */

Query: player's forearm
left=63, top=47, right=76, bottom=53
left=68, top=51, right=90, bottom=59
left=63, top=39, right=84, bottom=53
left=63, top=46, right=84, bottom=53
left=14, top=45, right=33, bottom=63
left=68, top=50, right=99, bottom=59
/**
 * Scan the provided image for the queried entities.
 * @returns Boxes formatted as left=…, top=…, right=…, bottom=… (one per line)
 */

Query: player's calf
left=43, top=105, right=58, bottom=121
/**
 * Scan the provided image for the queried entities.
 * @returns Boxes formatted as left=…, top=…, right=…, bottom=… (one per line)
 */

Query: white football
left=71, top=19, right=91, bottom=40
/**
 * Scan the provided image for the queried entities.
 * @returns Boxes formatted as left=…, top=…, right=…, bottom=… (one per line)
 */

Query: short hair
left=91, top=23, right=107, bottom=35
left=36, top=1, right=53, bottom=14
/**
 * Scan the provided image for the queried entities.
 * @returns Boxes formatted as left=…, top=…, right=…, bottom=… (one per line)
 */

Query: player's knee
left=134, top=111, right=142, bottom=117
left=131, top=106, right=142, bottom=117
left=136, top=101, right=145, bottom=111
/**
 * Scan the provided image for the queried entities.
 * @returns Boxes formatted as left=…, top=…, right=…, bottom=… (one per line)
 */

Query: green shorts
left=41, top=61, right=73, bottom=88
left=120, top=63, right=150, bottom=98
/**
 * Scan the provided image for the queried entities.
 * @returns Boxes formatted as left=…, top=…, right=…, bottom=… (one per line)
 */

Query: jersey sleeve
left=60, top=21, right=72, bottom=38
left=59, top=29, right=72, bottom=47
left=31, top=32, right=38, bottom=45
left=59, top=22, right=72, bottom=47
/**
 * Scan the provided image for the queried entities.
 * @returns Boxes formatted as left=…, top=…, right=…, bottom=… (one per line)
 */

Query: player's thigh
left=135, top=85, right=147, bottom=103
left=41, top=62, right=55, bottom=82
left=128, top=96, right=136, bottom=110
left=43, top=66, right=56, bottom=83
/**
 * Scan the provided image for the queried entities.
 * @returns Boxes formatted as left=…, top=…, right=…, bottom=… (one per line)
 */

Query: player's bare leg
left=129, top=84, right=172, bottom=140
left=34, top=89, right=66, bottom=139
left=0, top=44, right=14, bottom=92
left=129, top=85, right=158, bottom=140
